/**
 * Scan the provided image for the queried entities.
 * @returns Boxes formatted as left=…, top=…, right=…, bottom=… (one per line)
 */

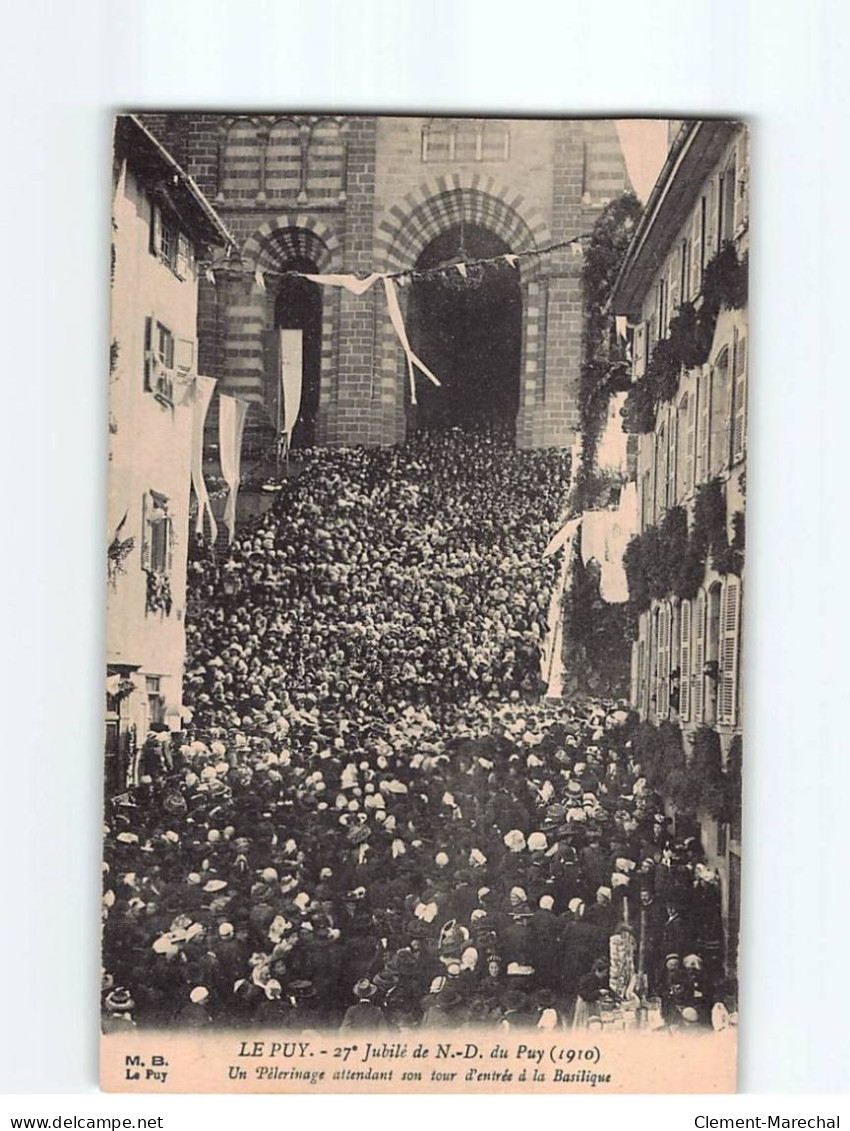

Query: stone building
left=612, top=119, right=749, bottom=960
left=138, top=114, right=631, bottom=452
left=106, top=115, right=234, bottom=795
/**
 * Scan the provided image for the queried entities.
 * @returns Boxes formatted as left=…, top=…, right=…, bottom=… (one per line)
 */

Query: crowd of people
left=102, top=428, right=735, bottom=1034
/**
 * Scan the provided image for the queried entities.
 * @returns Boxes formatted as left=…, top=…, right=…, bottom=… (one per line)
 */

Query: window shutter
left=175, top=337, right=196, bottom=374
left=734, top=132, right=749, bottom=233
left=176, top=232, right=191, bottom=280
left=692, top=590, right=706, bottom=723
left=690, top=208, right=702, bottom=298
left=144, top=315, right=156, bottom=390
left=656, top=606, right=667, bottom=719
left=141, top=493, right=152, bottom=571
left=669, top=406, right=679, bottom=505
left=633, top=322, right=646, bottom=380
left=150, top=202, right=163, bottom=257
left=705, top=177, right=719, bottom=263
left=679, top=599, right=692, bottom=721
left=732, top=331, right=748, bottom=463
left=719, top=578, right=741, bottom=724
left=165, top=515, right=175, bottom=575
left=686, top=387, right=697, bottom=494
left=698, top=370, right=711, bottom=484
left=631, top=642, right=639, bottom=705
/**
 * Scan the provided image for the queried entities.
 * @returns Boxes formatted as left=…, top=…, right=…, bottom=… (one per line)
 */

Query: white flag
left=219, top=394, right=250, bottom=544
left=191, top=376, right=218, bottom=543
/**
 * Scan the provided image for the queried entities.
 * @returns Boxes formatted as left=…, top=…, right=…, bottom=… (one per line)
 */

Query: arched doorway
left=273, top=256, right=323, bottom=449
left=405, top=224, right=522, bottom=434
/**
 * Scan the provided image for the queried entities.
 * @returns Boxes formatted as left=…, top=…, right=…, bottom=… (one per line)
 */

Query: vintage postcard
left=102, top=113, right=747, bottom=1093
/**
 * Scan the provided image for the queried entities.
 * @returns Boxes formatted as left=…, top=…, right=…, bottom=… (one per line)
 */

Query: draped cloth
left=219, top=394, right=250, bottom=544
left=191, top=375, right=218, bottom=544
left=300, top=271, right=441, bottom=405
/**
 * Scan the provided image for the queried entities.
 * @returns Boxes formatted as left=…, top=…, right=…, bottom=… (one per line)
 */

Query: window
left=150, top=200, right=191, bottom=279
left=680, top=238, right=691, bottom=305
left=704, top=582, right=723, bottom=725
left=146, top=675, right=165, bottom=727
left=422, top=119, right=508, bottom=163
left=633, top=322, right=647, bottom=380
left=656, top=603, right=671, bottom=719
left=141, top=491, right=174, bottom=576
left=689, top=207, right=703, bottom=298
left=733, top=131, right=749, bottom=234
left=144, top=316, right=175, bottom=403
left=654, top=421, right=668, bottom=519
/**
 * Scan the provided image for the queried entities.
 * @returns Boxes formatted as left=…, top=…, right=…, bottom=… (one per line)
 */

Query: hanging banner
left=382, top=276, right=441, bottom=406
left=597, top=391, right=630, bottom=475
left=581, top=482, right=638, bottom=604
left=191, top=375, right=218, bottom=544
left=219, top=394, right=250, bottom=544
left=279, top=329, right=304, bottom=440
left=300, top=271, right=441, bottom=404
left=542, top=515, right=582, bottom=559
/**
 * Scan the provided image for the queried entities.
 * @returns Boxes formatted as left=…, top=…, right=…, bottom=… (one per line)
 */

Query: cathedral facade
left=140, top=114, right=631, bottom=451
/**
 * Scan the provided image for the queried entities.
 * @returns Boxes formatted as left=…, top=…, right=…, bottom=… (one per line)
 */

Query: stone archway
left=237, top=215, right=343, bottom=446
left=374, top=181, right=553, bottom=446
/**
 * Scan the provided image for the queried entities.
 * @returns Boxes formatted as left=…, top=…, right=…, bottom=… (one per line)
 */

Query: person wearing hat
left=574, top=958, right=613, bottom=1029
left=340, top=979, right=389, bottom=1032
left=102, top=988, right=136, bottom=1033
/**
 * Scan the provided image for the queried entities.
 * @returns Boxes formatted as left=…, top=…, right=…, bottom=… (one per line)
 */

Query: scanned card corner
left=102, top=113, right=747, bottom=1094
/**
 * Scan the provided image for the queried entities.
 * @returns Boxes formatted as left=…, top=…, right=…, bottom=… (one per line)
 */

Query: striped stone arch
left=243, top=213, right=342, bottom=273
left=222, top=215, right=343, bottom=440
left=373, top=177, right=553, bottom=445
left=374, top=173, right=552, bottom=273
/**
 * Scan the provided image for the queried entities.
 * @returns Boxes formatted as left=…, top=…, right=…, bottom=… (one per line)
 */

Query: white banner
left=581, top=482, right=638, bottom=603
left=191, top=375, right=218, bottom=544
left=218, top=394, right=250, bottom=544
left=279, top=329, right=303, bottom=440
left=542, top=515, right=582, bottom=559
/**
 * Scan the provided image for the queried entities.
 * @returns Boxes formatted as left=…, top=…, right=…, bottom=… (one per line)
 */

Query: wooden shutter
left=734, top=131, right=749, bottom=233
left=175, top=337, right=196, bottom=373
left=690, top=207, right=703, bottom=298
left=657, top=605, right=668, bottom=719
left=140, top=493, right=152, bottom=571
left=176, top=233, right=191, bottom=280
left=686, top=387, right=696, bottom=494
left=633, top=321, right=646, bottom=380
left=692, top=590, right=706, bottom=723
left=679, top=599, right=692, bottom=721
left=698, top=370, right=712, bottom=484
left=732, top=330, right=748, bottom=463
left=719, top=578, right=741, bottom=724
left=144, top=314, right=156, bottom=390
left=669, top=406, right=679, bottom=505
left=705, top=177, right=719, bottom=264
left=165, top=515, right=175, bottom=575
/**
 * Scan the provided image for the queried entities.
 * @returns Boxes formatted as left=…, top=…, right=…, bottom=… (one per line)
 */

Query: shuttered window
left=698, top=370, right=712, bottom=484
left=711, top=347, right=731, bottom=477
left=732, top=329, right=748, bottom=463
left=733, top=131, right=749, bottom=233
left=633, top=322, right=646, bottom=380
left=142, top=491, right=173, bottom=576
left=705, top=177, right=719, bottom=264
left=657, top=604, right=670, bottom=719
left=679, top=599, right=692, bottom=721
left=689, top=207, right=703, bottom=297
left=692, top=590, right=706, bottom=723
left=718, top=577, right=742, bottom=725
left=668, top=406, right=679, bottom=505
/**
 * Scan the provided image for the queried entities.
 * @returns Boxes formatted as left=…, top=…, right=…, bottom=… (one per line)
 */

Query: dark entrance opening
left=274, top=256, right=323, bottom=448
left=406, top=224, right=522, bottom=435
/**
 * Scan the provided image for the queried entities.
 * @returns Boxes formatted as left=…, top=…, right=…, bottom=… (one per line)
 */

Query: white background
left=1, top=0, right=848, bottom=1116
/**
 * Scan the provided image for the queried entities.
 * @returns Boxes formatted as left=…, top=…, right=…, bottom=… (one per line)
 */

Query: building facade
left=138, top=114, right=631, bottom=452
left=612, top=120, right=749, bottom=955
left=106, top=116, right=233, bottom=795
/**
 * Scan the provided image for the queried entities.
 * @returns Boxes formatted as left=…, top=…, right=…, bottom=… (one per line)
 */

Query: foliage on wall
left=623, top=480, right=744, bottom=613
left=573, top=192, right=643, bottom=511
left=623, top=242, right=748, bottom=435
left=145, top=570, right=173, bottom=616
left=562, top=538, right=635, bottom=698
left=632, top=719, right=738, bottom=822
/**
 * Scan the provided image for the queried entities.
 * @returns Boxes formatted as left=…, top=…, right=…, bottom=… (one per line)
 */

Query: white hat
left=503, top=829, right=526, bottom=853
left=539, top=894, right=555, bottom=911
left=189, top=986, right=209, bottom=1004
left=528, top=831, right=547, bottom=852
left=218, top=922, right=234, bottom=939
left=435, top=851, right=449, bottom=868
